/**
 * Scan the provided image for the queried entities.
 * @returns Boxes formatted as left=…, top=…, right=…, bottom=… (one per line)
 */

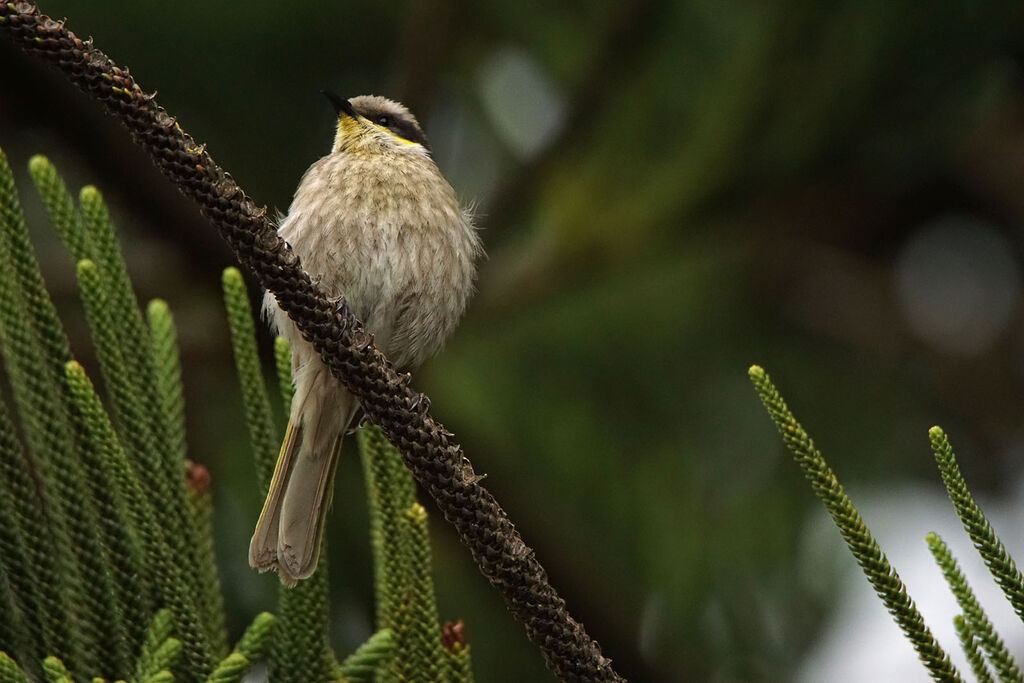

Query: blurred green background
left=3, top=1, right=1024, bottom=680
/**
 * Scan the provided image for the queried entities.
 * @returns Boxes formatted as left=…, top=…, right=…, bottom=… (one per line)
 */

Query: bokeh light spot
left=895, top=215, right=1020, bottom=355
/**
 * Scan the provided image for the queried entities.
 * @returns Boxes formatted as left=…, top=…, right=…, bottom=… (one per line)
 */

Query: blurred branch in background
left=0, top=37, right=231, bottom=283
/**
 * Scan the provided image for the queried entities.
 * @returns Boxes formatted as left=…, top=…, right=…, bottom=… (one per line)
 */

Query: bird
left=249, top=93, right=482, bottom=586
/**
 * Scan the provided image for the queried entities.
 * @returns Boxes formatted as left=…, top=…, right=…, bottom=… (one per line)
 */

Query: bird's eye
left=376, top=115, right=391, bottom=127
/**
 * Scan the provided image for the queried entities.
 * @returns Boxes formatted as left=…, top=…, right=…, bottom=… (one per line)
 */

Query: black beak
left=321, top=90, right=358, bottom=119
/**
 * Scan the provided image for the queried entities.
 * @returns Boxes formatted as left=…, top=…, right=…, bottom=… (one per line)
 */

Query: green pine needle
left=151, top=295, right=228, bottom=657
left=0, top=651, right=30, bottom=683
left=63, top=359, right=153, bottom=610
left=0, top=149, right=466, bottom=682
left=0, top=147, right=87, bottom=674
left=394, top=503, right=446, bottom=681
left=79, top=187, right=177, bottom=480
left=222, top=271, right=337, bottom=681
left=141, top=671, right=175, bottom=683
left=358, top=423, right=457, bottom=680
left=206, top=653, right=250, bottom=683
left=28, top=155, right=89, bottom=262
left=186, top=464, right=230, bottom=660
left=338, top=629, right=394, bottom=681
left=63, top=360, right=148, bottom=675
left=0, top=397, right=50, bottom=669
left=148, top=297, right=227, bottom=656
left=927, top=532, right=1021, bottom=682
left=222, top=267, right=278, bottom=492
left=446, top=641, right=474, bottom=683
left=274, top=336, right=295, bottom=410
left=953, top=615, right=995, bottom=683
left=76, top=258, right=159, bottom=490
left=931, top=426, right=1024, bottom=629
left=135, top=609, right=174, bottom=680
left=359, top=424, right=417, bottom=634
left=41, top=656, right=72, bottom=683
left=77, top=206, right=210, bottom=641
left=147, top=299, right=188, bottom=471
left=269, top=550, right=335, bottom=682
left=233, top=612, right=275, bottom=663
left=78, top=259, right=213, bottom=672
left=135, top=611, right=182, bottom=680
left=748, top=365, right=964, bottom=683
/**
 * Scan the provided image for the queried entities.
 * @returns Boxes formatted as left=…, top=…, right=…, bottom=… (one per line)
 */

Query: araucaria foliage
left=751, top=365, right=1024, bottom=683
left=0, top=150, right=473, bottom=680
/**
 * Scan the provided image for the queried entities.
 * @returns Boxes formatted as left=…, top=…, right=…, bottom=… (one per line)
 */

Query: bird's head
left=323, top=92, right=430, bottom=155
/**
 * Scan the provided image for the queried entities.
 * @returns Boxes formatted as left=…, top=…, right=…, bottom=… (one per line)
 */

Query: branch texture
left=0, top=4, right=620, bottom=680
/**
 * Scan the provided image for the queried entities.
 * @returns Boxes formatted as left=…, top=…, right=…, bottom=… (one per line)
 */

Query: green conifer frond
left=147, top=639, right=183, bottom=679
left=232, top=612, right=275, bottom=663
left=1, top=148, right=474, bottom=682
left=79, top=187, right=177, bottom=472
left=269, top=568, right=337, bottom=683
left=954, top=615, right=995, bottom=683
left=41, top=656, right=71, bottom=683
left=0, top=148, right=87, bottom=674
left=63, top=361, right=149, bottom=674
left=931, top=426, right=1024, bottom=629
left=150, top=298, right=228, bottom=655
left=147, top=299, right=188, bottom=469
left=395, top=503, right=446, bottom=681
left=5, top=158, right=76, bottom=379
left=206, top=653, right=249, bottom=683
left=205, top=612, right=275, bottom=683
left=77, top=259, right=214, bottom=673
left=222, top=267, right=278, bottom=488
left=28, top=155, right=89, bottom=262
left=927, top=532, right=1021, bottom=682
left=134, top=610, right=182, bottom=681
left=748, top=365, right=963, bottom=683
left=185, top=461, right=229, bottom=659
left=338, top=629, right=394, bottom=681
left=222, top=272, right=337, bottom=680
left=141, top=672, right=174, bottom=683
left=358, top=422, right=462, bottom=680
left=0, top=651, right=29, bottom=683
left=63, top=359, right=152, bottom=605
left=274, top=336, right=294, bottom=408
left=0, top=397, right=49, bottom=669
left=134, top=609, right=174, bottom=679
left=0, top=591, right=22, bottom=678
left=76, top=258, right=159, bottom=505
left=445, top=641, right=474, bottom=683
left=76, top=194, right=213, bottom=652
left=358, top=424, right=416, bottom=634
left=79, top=186, right=150, bottom=377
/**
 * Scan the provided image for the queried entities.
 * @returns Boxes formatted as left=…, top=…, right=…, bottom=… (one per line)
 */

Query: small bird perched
left=249, top=93, right=482, bottom=585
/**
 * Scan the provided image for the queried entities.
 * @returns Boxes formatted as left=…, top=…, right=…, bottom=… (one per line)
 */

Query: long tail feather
left=277, top=432, right=343, bottom=580
left=249, top=420, right=301, bottom=572
left=248, top=373, right=356, bottom=586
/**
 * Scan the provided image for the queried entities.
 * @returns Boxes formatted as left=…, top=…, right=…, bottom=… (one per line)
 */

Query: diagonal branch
left=0, top=4, right=621, bottom=680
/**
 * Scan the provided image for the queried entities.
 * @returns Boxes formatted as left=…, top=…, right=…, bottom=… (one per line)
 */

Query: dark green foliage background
left=3, top=2, right=1024, bottom=680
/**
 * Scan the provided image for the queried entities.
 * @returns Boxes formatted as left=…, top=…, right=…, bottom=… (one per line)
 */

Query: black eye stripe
left=356, top=109, right=430, bottom=149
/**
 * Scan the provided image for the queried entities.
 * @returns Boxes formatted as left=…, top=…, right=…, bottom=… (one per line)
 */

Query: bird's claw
left=410, top=392, right=431, bottom=413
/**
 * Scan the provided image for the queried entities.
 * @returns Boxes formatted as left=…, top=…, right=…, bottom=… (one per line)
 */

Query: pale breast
left=271, top=146, right=481, bottom=370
